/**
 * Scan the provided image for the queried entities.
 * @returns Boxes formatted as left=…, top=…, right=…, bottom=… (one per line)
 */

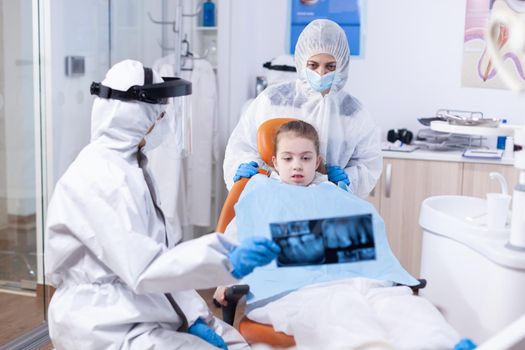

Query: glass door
left=0, top=0, right=45, bottom=344
left=0, top=0, right=171, bottom=346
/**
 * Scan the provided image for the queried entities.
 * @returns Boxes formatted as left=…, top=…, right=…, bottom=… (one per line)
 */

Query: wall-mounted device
left=65, top=56, right=85, bottom=77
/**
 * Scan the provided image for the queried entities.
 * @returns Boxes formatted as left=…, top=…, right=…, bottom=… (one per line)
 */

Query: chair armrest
left=394, top=278, right=427, bottom=295
left=213, top=284, right=250, bottom=326
left=412, top=278, right=427, bottom=292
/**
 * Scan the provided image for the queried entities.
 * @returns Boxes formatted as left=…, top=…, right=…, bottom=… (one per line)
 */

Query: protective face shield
left=305, top=69, right=336, bottom=92
left=90, top=62, right=192, bottom=154
left=294, top=19, right=350, bottom=93
left=90, top=66, right=192, bottom=104
left=486, top=0, right=525, bottom=91
left=143, top=112, right=170, bottom=153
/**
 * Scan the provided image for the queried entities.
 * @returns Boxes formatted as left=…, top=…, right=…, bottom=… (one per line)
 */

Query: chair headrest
left=257, top=118, right=297, bottom=166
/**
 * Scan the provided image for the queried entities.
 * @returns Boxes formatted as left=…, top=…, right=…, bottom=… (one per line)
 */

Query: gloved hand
left=327, top=165, right=350, bottom=185
left=337, top=181, right=349, bottom=192
left=188, top=318, right=227, bottom=350
left=453, top=338, right=477, bottom=350
left=233, top=161, right=259, bottom=183
left=228, top=237, right=281, bottom=278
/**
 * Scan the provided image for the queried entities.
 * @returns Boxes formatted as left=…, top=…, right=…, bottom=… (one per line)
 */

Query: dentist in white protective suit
left=224, top=19, right=382, bottom=198
left=44, top=60, right=280, bottom=350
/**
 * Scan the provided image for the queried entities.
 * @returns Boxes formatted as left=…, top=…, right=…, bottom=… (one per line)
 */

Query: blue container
left=202, top=0, right=215, bottom=27
left=497, top=119, right=507, bottom=150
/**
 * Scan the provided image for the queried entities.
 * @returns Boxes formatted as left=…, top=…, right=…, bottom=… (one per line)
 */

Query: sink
left=419, top=195, right=525, bottom=270
left=419, top=195, right=509, bottom=239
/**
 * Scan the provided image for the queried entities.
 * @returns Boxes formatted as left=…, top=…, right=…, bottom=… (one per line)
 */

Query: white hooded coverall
left=223, top=19, right=382, bottom=198
left=45, top=60, right=248, bottom=349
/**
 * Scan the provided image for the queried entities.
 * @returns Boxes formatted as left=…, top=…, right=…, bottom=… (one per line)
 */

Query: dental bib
left=235, top=174, right=418, bottom=307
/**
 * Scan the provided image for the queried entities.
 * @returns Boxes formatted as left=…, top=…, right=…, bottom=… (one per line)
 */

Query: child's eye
left=302, top=157, right=312, bottom=161
left=282, top=157, right=292, bottom=161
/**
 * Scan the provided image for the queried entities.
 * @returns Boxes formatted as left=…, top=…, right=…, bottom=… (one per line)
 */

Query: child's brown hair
left=273, top=120, right=320, bottom=156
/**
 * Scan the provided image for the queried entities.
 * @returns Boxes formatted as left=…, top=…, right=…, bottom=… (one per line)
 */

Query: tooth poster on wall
left=290, top=0, right=364, bottom=57
left=462, top=0, right=525, bottom=89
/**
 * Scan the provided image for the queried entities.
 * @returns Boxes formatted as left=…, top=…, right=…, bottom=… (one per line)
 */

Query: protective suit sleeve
left=223, top=97, right=264, bottom=190
left=344, top=110, right=383, bottom=198
left=169, top=289, right=212, bottom=326
left=49, top=176, right=238, bottom=294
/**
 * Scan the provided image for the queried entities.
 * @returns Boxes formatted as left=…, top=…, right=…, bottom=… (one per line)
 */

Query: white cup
left=486, top=193, right=512, bottom=229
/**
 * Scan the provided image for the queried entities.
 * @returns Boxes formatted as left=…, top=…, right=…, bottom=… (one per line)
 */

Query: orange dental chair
left=215, top=117, right=297, bottom=347
left=214, top=117, right=426, bottom=347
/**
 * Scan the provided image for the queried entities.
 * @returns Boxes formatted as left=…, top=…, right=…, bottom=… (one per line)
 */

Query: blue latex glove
left=228, top=237, right=281, bottom=278
left=327, top=165, right=350, bottom=185
left=453, top=338, right=477, bottom=350
left=188, top=318, right=227, bottom=349
left=233, top=161, right=259, bottom=183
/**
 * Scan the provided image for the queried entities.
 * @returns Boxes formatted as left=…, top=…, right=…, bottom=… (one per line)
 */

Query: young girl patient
left=214, top=120, right=327, bottom=304
left=269, top=119, right=327, bottom=187
left=214, top=120, right=460, bottom=349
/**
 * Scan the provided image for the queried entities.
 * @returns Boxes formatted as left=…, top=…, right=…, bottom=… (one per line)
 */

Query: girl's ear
left=272, top=156, right=278, bottom=171
left=316, top=155, right=324, bottom=173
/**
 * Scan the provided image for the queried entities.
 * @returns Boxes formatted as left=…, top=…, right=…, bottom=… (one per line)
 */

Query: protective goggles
left=90, top=67, right=192, bottom=104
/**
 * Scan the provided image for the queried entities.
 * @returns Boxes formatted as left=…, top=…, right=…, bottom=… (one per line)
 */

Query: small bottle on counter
left=497, top=119, right=508, bottom=150
left=503, top=136, right=514, bottom=160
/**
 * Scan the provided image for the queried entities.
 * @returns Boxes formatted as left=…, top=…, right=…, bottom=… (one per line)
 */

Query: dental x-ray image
left=270, top=214, right=375, bottom=267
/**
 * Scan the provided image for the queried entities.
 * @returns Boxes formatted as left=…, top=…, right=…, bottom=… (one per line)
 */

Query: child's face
left=272, top=133, right=321, bottom=186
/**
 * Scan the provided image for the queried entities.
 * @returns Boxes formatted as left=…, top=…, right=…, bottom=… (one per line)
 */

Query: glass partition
left=0, top=0, right=171, bottom=346
left=0, top=0, right=44, bottom=344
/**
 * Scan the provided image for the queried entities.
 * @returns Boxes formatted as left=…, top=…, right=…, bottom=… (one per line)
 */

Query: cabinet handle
left=385, top=163, right=392, bottom=198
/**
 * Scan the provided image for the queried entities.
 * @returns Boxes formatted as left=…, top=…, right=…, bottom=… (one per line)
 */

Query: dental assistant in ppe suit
left=224, top=19, right=382, bottom=198
left=45, top=60, right=280, bottom=350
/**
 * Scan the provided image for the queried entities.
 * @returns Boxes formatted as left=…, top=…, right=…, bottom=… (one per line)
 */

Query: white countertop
left=382, top=149, right=515, bottom=166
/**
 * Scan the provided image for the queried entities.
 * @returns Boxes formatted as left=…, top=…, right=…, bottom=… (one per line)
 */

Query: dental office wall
left=219, top=0, right=525, bottom=140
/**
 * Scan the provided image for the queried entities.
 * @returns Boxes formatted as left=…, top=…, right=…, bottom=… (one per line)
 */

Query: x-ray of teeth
left=270, top=214, right=376, bottom=267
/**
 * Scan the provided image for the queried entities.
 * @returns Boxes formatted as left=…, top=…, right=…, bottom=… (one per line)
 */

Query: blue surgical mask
left=305, top=68, right=335, bottom=92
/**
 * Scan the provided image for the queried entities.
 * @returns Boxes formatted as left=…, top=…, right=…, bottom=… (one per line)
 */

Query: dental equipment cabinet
left=430, top=121, right=525, bottom=249
left=367, top=149, right=519, bottom=276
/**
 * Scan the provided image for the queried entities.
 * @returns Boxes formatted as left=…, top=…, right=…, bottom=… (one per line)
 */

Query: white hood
left=90, top=59, right=165, bottom=159
left=294, top=19, right=350, bottom=93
